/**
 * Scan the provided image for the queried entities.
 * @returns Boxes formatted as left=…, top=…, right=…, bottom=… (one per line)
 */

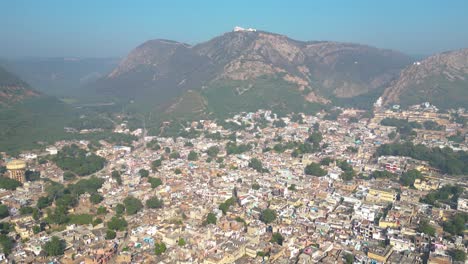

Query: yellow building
left=368, top=246, right=393, bottom=263
left=414, top=178, right=439, bottom=191
left=366, top=189, right=396, bottom=203
left=6, top=159, right=26, bottom=183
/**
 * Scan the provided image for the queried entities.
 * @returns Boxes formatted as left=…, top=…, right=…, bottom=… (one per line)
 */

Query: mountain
left=382, top=48, right=468, bottom=109
left=1, top=57, right=118, bottom=97
left=0, top=66, right=74, bottom=153
left=0, top=66, right=39, bottom=105
left=93, top=30, right=413, bottom=116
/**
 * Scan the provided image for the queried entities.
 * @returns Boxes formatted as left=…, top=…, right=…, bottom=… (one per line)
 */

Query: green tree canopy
left=43, top=236, right=66, bottom=256
left=260, top=208, right=277, bottom=224
left=146, top=196, right=164, bottom=209
left=123, top=196, right=143, bottom=215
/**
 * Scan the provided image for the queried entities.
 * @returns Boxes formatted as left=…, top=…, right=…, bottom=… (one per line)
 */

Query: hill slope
left=93, top=30, right=412, bottom=115
left=0, top=66, right=39, bottom=105
left=0, top=66, right=74, bottom=153
left=382, top=49, right=468, bottom=109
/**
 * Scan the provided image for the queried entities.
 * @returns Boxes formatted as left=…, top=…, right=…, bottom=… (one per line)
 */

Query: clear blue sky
left=2, top=0, right=468, bottom=58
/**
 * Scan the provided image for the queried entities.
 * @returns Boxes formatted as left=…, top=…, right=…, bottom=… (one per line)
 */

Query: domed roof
left=6, top=159, right=26, bottom=170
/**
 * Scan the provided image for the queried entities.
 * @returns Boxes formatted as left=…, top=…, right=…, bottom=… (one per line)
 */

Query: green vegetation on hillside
left=376, top=142, right=468, bottom=175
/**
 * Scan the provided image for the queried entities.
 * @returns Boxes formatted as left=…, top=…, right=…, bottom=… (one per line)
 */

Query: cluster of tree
left=187, top=150, right=198, bottom=161
left=154, top=242, right=167, bottom=255
left=270, top=232, right=284, bottom=245
left=0, top=204, right=9, bottom=219
left=219, top=197, right=236, bottom=215
left=273, top=119, right=287, bottom=128
left=0, top=177, right=22, bottom=190
left=442, top=213, right=467, bottom=236
left=205, top=131, right=223, bottom=140
left=25, top=170, right=41, bottom=181
left=138, top=169, right=149, bottom=178
left=53, top=144, right=106, bottom=176
left=43, top=236, right=66, bottom=256
left=337, top=160, right=355, bottom=181
left=380, top=118, right=421, bottom=138
left=417, top=219, right=436, bottom=236
left=146, top=196, right=164, bottom=209
left=219, top=120, right=248, bottom=131
left=123, top=196, right=143, bottom=215
left=370, top=170, right=398, bottom=179
left=290, top=113, right=304, bottom=124
left=107, top=216, right=128, bottom=231
left=447, top=131, right=465, bottom=144
left=147, top=139, right=161, bottom=150
left=148, top=177, right=163, bottom=188
left=206, top=146, right=220, bottom=158
left=111, top=170, right=122, bottom=185
left=305, top=162, right=327, bottom=177
left=399, top=169, right=423, bottom=187
left=449, top=249, right=466, bottom=262
left=248, top=158, right=268, bottom=173
left=422, top=120, right=445, bottom=131
left=376, top=142, right=468, bottom=175
left=151, top=158, right=163, bottom=170
left=420, top=185, right=464, bottom=208
left=226, top=142, right=252, bottom=155
left=251, top=182, right=261, bottom=190
left=204, top=212, right=217, bottom=225
left=260, top=208, right=277, bottom=224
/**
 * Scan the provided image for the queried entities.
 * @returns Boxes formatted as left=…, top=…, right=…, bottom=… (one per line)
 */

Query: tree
left=249, top=158, right=266, bottom=173
left=400, top=169, right=422, bottom=187
left=32, top=225, right=41, bottom=234
left=0, top=234, right=13, bottom=255
left=344, top=253, right=354, bottom=264
left=90, top=193, right=104, bottom=204
left=204, top=212, right=217, bottom=225
left=0, top=205, right=9, bottom=219
left=0, top=177, right=22, bottom=190
left=20, top=206, right=34, bottom=215
left=151, top=158, right=163, bottom=170
left=105, top=230, right=116, bottom=240
left=442, top=213, right=467, bottom=236
left=417, top=220, right=436, bottom=236
left=115, top=203, right=125, bottom=215
left=43, top=236, right=66, bottom=256
left=123, top=196, right=143, bottom=215
left=388, top=131, right=397, bottom=140
left=37, top=196, right=52, bottom=209
left=178, top=237, right=186, bottom=246
left=146, top=196, right=163, bottom=209
left=174, top=168, right=182, bottom=174
left=260, top=209, right=277, bottom=224
left=288, top=184, right=297, bottom=191
left=107, top=216, right=128, bottom=231
left=251, top=183, right=261, bottom=190
left=148, top=177, right=163, bottom=188
left=170, top=151, right=181, bottom=159
left=138, top=169, right=149, bottom=178
left=270, top=232, right=284, bottom=245
left=63, top=171, right=76, bottom=181
left=187, top=151, right=198, bottom=161
left=111, top=170, right=122, bottom=185
left=320, top=157, right=334, bottom=166
left=154, top=242, right=167, bottom=255
left=97, top=206, right=107, bottom=215
left=449, top=249, right=466, bottom=262
left=305, top=163, right=327, bottom=176
left=206, top=146, right=220, bottom=157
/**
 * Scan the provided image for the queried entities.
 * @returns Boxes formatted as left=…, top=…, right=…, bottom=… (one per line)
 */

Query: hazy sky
left=2, top=0, right=468, bottom=58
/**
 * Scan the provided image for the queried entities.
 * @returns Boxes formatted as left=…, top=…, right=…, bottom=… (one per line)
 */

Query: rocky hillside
left=382, top=48, right=468, bottom=109
left=0, top=66, right=38, bottom=105
left=94, top=30, right=413, bottom=114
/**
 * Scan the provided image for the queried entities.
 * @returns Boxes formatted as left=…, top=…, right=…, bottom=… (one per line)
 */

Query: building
left=367, top=245, right=393, bottom=263
left=6, top=159, right=26, bottom=183
left=366, top=188, right=396, bottom=203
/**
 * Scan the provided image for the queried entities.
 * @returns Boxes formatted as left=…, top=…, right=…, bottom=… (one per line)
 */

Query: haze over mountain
left=1, top=57, right=118, bottom=97
left=93, top=30, right=413, bottom=115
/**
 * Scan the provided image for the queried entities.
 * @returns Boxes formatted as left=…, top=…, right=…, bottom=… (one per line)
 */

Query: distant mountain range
left=0, top=66, right=39, bottom=105
left=381, top=48, right=468, bottom=109
left=1, top=57, right=118, bottom=97
left=93, top=30, right=416, bottom=115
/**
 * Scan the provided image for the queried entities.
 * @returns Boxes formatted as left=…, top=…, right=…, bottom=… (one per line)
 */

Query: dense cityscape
left=0, top=101, right=466, bottom=263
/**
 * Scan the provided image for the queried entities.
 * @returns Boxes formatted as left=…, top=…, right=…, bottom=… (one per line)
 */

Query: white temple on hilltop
left=233, top=26, right=256, bottom=32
